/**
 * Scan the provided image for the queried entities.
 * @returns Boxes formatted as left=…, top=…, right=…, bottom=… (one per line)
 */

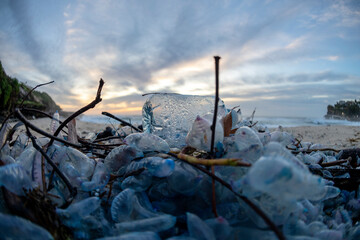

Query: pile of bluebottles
left=1, top=93, right=360, bottom=240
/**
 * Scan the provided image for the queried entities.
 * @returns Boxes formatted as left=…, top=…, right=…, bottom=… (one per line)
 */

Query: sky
left=0, top=0, right=359, bottom=118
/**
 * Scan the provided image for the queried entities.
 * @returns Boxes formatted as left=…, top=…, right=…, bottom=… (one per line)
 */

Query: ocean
left=79, top=114, right=360, bottom=128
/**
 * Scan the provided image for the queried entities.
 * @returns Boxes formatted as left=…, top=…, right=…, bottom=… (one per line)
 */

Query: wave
left=80, top=114, right=360, bottom=128
left=256, top=116, right=360, bottom=128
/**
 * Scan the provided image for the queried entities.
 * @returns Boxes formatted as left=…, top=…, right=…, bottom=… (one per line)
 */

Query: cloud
left=96, top=70, right=360, bottom=117
left=3, top=0, right=76, bottom=101
left=324, top=56, right=339, bottom=61
left=301, top=0, right=360, bottom=30
left=0, top=0, right=359, bottom=117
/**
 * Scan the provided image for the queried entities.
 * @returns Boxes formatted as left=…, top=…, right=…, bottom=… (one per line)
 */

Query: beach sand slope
left=282, top=125, right=360, bottom=149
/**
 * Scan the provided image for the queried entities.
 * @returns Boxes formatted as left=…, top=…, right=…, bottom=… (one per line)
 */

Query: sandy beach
left=280, top=125, right=360, bottom=149
left=8, top=117, right=360, bottom=149
left=10, top=117, right=110, bottom=139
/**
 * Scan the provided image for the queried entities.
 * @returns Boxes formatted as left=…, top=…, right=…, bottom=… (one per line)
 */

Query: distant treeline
left=326, top=99, right=360, bottom=121
left=0, top=61, right=61, bottom=118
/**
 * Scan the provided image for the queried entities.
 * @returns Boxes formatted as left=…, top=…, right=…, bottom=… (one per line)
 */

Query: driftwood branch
left=77, top=138, right=123, bottom=149
left=210, top=56, right=221, bottom=157
left=24, top=124, right=77, bottom=206
left=320, top=157, right=352, bottom=168
left=210, top=56, right=221, bottom=217
left=48, top=79, right=105, bottom=147
left=288, top=147, right=341, bottom=154
left=176, top=153, right=251, bottom=167
left=168, top=152, right=285, bottom=240
left=102, top=111, right=142, bottom=132
left=21, top=108, right=118, bottom=149
left=93, top=135, right=124, bottom=143
left=22, top=108, right=68, bottom=135
left=19, top=81, right=55, bottom=108
left=15, top=109, right=82, bottom=148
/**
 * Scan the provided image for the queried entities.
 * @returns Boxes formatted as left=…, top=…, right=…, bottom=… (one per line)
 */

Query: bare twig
left=15, top=109, right=82, bottom=148
left=231, top=105, right=241, bottom=111
left=250, top=107, right=256, bottom=123
left=168, top=152, right=285, bottom=240
left=318, top=156, right=325, bottom=165
left=320, top=157, right=351, bottom=168
left=0, top=81, right=54, bottom=133
left=288, top=147, right=341, bottom=154
left=48, top=79, right=105, bottom=147
left=210, top=56, right=221, bottom=218
left=210, top=56, right=221, bottom=157
left=22, top=108, right=68, bottom=135
left=78, top=138, right=124, bottom=149
left=102, top=111, right=142, bottom=132
left=19, top=81, right=55, bottom=108
left=176, top=153, right=251, bottom=166
left=1, top=121, right=24, bottom=149
left=93, top=135, right=124, bottom=143
left=24, top=124, right=77, bottom=206
left=249, top=121, right=258, bottom=128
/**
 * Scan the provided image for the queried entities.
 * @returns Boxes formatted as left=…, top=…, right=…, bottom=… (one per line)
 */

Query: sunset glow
left=0, top=0, right=359, bottom=117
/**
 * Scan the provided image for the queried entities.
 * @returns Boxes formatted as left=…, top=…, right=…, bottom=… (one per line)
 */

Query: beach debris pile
left=1, top=92, right=360, bottom=240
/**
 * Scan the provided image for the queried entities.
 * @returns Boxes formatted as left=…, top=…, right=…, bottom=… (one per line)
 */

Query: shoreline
left=8, top=117, right=360, bottom=149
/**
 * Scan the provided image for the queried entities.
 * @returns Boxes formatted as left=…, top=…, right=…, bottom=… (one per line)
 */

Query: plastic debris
left=50, top=110, right=60, bottom=135
left=186, top=212, right=216, bottom=240
left=64, top=147, right=96, bottom=178
left=111, top=189, right=158, bottom=223
left=124, top=133, right=170, bottom=153
left=242, top=142, right=340, bottom=201
left=98, top=231, right=161, bottom=240
left=81, top=161, right=110, bottom=191
left=56, top=197, right=101, bottom=228
left=115, top=214, right=176, bottom=233
left=0, top=213, right=54, bottom=240
left=185, top=114, right=224, bottom=152
left=0, top=163, right=34, bottom=195
left=104, top=145, right=144, bottom=175
left=2, top=98, right=360, bottom=240
left=142, top=93, right=226, bottom=148
left=224, top=126, right=263, bottom=163
left=125, top=157, right=175, bottom=178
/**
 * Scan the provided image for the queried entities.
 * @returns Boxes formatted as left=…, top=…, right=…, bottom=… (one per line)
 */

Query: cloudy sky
left=0, top=0, right=359, bottom=117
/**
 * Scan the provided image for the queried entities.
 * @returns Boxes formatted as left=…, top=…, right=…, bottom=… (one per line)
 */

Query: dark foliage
left=0, top=61, right=61, bottom=118
left=325, top=99, right=360, bottom=121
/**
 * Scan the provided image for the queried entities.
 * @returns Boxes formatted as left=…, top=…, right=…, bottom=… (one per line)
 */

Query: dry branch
left=102, top=111, right=142, bottom=132
left=176, top=153, right=251, bottom=167
left=19, top=81, right=55, bottom=108
left=48, top=78, right=104, bottom=147
left=24, top=124, right=77, bottom=206
left=167, top=152, right=285, bottom=240
left=15, top=109, right=82, bottom=148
